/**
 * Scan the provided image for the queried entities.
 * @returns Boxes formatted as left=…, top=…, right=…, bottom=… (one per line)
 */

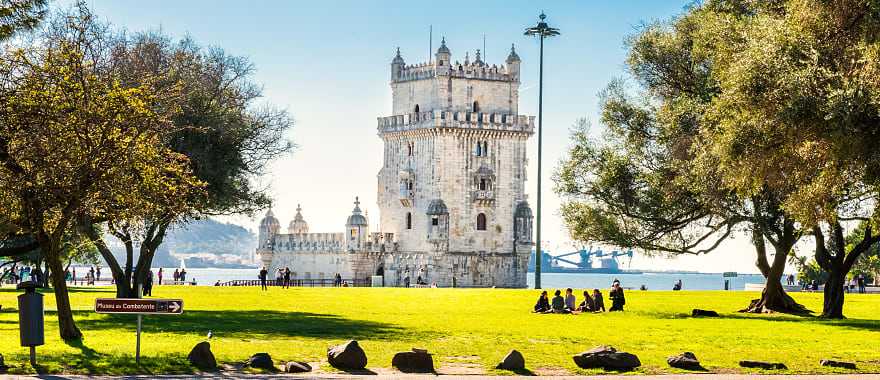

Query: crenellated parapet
left=394, top=61, right=516, bottom=83
left=377, top=110, right=534, bottom=135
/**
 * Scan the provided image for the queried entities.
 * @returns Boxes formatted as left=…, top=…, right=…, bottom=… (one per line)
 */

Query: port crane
left=548, top=247, right=634, bottom=269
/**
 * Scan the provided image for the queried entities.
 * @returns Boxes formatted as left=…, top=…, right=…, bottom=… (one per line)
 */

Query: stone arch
left=476, top=213, right=487, bottom=231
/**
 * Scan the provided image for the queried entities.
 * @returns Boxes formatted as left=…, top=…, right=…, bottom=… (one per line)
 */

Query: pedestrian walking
left=259, top=267, right=268, bottom=290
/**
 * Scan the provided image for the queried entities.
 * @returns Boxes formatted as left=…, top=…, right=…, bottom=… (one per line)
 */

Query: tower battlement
left=377, top=110, right=534, bottom=135
left=391, top=39, right=521, bottom=84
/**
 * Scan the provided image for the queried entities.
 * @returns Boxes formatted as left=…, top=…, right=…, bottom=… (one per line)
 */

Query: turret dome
left=392, top=47, right=405, bottom=65
left=506, top=44, right=520, bottom=63
left=426, top=199, right=449, bottom=215
left=260, top=208, right=280, bottom=229
left=436, top=37, right=450, bottom=55
left=288, top=204, right=309, bottom=234
left=346, top=197, right=368, bottom=226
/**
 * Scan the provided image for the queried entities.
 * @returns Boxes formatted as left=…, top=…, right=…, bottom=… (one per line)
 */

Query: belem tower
left=256, top=39, right=535, bottom=287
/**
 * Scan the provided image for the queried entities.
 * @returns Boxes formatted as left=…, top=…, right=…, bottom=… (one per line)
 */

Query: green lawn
left=0, top=285, right=878, bottom=375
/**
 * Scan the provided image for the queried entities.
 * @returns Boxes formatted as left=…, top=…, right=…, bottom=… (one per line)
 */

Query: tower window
left=475, top=142, right=481, bottom=156
left=479, top=178, right=487, bottom=191
left=432, top=217, right=439, bottom=226
left=476, top=213, right=487, bottom=231
left=406, top=142, right=414, bottom=156
left=473, top=101, right=480, bottom=112
left=483, top=141, right=488, bottom=156
left=406, top=212, right=412, bottom=230
left=414, top=104, right=420, bottom=113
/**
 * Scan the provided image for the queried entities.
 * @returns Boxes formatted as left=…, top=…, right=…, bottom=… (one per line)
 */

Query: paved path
left=3, top=375, right=880, bottom=379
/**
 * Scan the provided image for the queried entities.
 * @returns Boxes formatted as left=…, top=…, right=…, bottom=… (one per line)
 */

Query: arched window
left=479, top=178, right=487, bottom=191
left=483, top=141, right=488, bottom=156
left=406, top=142, right=414, bottom=156
left=476, top=213, right=487, bottom=231
left=432, top=216, right=439, bottom=226
left=473, top=101, right=480, bottom=112
left=414, top=104, right=420, bottom=113
left=406, top=180, right=413, bottom=190
left=475, top=142, right=482, bottom=156
left=406, top=212, right=412, bottom=230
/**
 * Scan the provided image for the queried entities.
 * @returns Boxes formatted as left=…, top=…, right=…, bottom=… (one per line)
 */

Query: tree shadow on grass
left=649, top=310, right=880, bottom=333
left=76, top=309, right=404, bottom=340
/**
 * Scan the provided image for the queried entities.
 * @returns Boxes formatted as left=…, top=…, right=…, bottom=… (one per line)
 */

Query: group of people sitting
left=533, top=280, right=626, bottom=313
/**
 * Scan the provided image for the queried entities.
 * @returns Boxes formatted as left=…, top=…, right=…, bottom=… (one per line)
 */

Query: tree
left=696, top=0, right=880, bottom=318
left=555, top=7, right=807, bottom=313
left=0, top=4, right=199, bottom=339
left=0, top=0, right=47, bottom=41
left=81, top=32, right=292, bottom=297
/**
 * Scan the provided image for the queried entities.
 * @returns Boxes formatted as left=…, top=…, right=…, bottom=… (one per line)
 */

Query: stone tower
left=376, top=40, right=535, bottom=287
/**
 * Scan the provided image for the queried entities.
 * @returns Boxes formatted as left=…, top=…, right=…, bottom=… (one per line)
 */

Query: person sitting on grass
left=592, top=289, right=605, bottom=312
left=609, top=280, right=626, bottom=311
left=551, top=289, right=569, bottom=313
left=578, top=290, right=594, bottom=312
left=564, top=288, right=577, bottom=312
left=533, top=290, right=550, bottom=313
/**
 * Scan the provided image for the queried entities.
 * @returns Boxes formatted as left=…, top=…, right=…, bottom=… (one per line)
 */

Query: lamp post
left=525, top=12, right=559, bottom=289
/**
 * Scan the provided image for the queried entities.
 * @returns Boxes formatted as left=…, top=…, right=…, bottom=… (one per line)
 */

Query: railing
left=216, top=278, right=372, bottom=287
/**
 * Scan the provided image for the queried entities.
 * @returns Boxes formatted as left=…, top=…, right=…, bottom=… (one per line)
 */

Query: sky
left=69, top=0, right=791, bottom=274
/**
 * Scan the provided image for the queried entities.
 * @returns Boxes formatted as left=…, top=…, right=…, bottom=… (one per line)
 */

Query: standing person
left=89, top=267, right=95, bottom=283
left=283, top=267, right=291, bottom=289
left=609, top=281, right=626, bottom=311
left=180, top=268, right=187, bottom=283
left=258, top=267, right=268, bottom=290
left=335, top=273, right=342, bottom=286
left=143, top=270, right=154, bottom=296
left=96, top=266, right=101, bottom=282
left=173, top=268, right=180, bottom=283
left=404, top=275, right=411, bottom=288
left=564, top=288, right=577, bottom=312
left=858, top=274, right=866, bottom=294
left=592, top=289, right=606, bottom=312
left=533, top=290, right=550, bottom=313
left=157, top=268, right=163, bottom=286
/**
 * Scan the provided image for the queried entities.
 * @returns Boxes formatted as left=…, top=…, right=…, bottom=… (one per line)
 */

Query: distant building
left=257, top=40, right=534, bottom=287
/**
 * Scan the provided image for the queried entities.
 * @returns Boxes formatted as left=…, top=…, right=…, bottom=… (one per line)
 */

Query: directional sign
left=94, top=298, right=183, bottom=315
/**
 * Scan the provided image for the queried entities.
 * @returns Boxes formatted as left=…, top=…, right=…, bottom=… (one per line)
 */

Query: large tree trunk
left=741, top=224, right=809, bottom=314
left=821, top=269, right=846, bottom=318
left=44, top=243, right=82, bottom=340
left=80, top=223, right=136, bottom=297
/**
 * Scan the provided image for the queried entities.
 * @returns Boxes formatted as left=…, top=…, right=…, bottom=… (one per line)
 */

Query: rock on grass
left=327, top=340, right=368, bottom=370
left=573, top=345, right=641, bottom=371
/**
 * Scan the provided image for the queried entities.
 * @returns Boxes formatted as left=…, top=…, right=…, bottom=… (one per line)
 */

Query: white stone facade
left=257, top=40, right=534, bottom=288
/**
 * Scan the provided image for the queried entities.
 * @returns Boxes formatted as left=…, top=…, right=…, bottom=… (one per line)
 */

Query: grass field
left=0, top=285, right=878, bottom=375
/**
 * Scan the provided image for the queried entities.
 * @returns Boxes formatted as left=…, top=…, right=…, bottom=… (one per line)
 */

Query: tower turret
left=258, top=208, right=280, bottom=249
left=435, top=37, right=451, bottom=75
left=345, top=197, right=369, bottom=251
left=506, top=44, right=521, bottom=81
left=288, top=204, right=309, bottom=234
left=391, top=47, right=405, bottom=81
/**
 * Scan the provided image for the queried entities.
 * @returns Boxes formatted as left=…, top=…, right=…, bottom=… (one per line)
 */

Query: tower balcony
left=378, top=110, right=535, bottom=135
left=471, top=189, right=495, bottom=203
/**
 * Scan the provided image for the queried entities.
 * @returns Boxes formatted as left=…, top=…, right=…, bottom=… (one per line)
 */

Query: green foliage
left=0, top=0, right=46, bottom=41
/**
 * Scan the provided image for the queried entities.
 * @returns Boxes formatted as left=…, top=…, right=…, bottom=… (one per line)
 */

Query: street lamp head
left=524, top=11, right=561, bottom=38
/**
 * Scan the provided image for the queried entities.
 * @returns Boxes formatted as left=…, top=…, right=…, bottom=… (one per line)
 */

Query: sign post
left=95, top=297, right=183, bottom=364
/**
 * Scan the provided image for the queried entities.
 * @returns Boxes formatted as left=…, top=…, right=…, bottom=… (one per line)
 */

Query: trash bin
left=17, top=281, right=44, bottom=347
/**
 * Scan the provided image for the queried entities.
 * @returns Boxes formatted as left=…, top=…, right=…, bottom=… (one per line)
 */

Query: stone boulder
left=739, top=360, right=787, bottom=370
left=392, top=348, right=434, bottom=373
left=572, top=345, right=641, bottom=371
left=667, top=352, right=704, bottom=371
left=691, top=309, right=719, bottom=317
left=496, top=350, right=525, bottom=371
left=284, top=361, right=312, bottom=373
left=327, top=340, right=368, bottom=370
left=820, top=359, right=856, bottom=369
left=187, top=341, right=217, bottom=370
left=0, top=353, right=8, bottom=373
left=245, top=353, right=274, bottom=370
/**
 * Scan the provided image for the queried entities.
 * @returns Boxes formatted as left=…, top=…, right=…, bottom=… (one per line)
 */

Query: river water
left=142, top=268, right=768, bottom=291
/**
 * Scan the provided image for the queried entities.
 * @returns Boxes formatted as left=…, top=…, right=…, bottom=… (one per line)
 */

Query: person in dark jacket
left=533, top=290, right=550, bottom=313
left=258, top=267, right=268, bottom=290
left=592, top=289, right=605, bottom=312
left=550, top=289, right=569, bottom=313
left=578, top=290, right=595, bottom=312
left=609, top=280, right=626, bottom=311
